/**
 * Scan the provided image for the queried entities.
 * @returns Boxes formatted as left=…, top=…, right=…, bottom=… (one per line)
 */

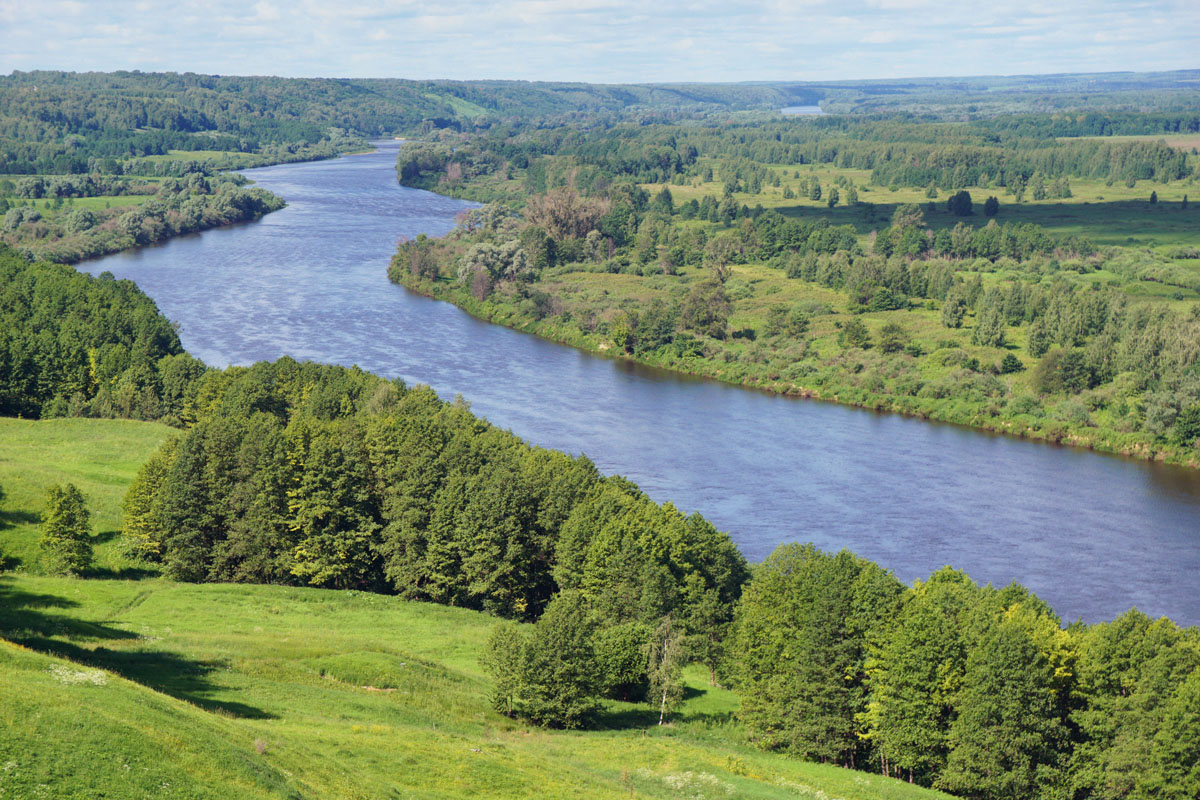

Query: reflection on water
left=78, top=142, right=1200, bottom=626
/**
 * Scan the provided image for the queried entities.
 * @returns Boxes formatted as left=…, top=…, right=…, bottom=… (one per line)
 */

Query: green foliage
left=938, top=617, right=1070, bottom=800
left=680, top=279, right=732, bottom=339
left=39, top=482, right=93, bottom=575
left=733, top=544, right=904, bottom=765
left=947, top=190, right=973, bottom=216
left=0, top=246, right=205, bottom=422
left=499, top=591, right=602, bottom=728
left=839, top=317, right=872, bottom=349
left=647, top=615, right=687, bottom=725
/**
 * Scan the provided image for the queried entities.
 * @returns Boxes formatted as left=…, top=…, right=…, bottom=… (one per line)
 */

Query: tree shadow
left=0, top=509, right=39, bottom=530
left=590, top=703, right=661, bottom=731
left=0, top=577, right=273, bottom=719
left=92, top=528, right=122, bottom=545
left=86, top=564, right=161, bottom=580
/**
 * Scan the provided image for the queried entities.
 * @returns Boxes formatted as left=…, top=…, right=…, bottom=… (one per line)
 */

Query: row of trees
left=731, top=544, right=1200, bottom=800
left=119, top=356, right=748, bottom=658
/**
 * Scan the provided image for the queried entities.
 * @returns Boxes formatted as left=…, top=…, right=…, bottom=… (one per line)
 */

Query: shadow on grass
left=0, top=509, right=39, bottom=530
left=590, top=684, right=736, bottom=731
left=87, top=564, right=161, bottom=580
left=0, top=577, right=273, bottom=720
left=92, top=528, right=122, bottom=545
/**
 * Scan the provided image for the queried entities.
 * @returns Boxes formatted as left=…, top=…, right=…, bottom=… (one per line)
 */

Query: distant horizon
left=4, top=0, right=1198, bottom=85
left=5, top=66, right=1199, bottom=88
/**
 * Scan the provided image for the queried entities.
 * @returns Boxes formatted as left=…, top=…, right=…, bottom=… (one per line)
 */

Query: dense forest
left=0, top=244, right=206, bottom=419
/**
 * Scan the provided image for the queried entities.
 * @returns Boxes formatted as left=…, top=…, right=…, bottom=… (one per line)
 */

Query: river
left=78, top=141, right=1200, bottom=626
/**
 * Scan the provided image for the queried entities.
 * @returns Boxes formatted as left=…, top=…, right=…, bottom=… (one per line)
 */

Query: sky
left=2, top=0, right=1198, bottom=84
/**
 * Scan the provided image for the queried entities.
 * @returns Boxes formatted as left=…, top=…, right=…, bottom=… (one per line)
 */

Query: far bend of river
left=78, top=141, right=1200, bottom=626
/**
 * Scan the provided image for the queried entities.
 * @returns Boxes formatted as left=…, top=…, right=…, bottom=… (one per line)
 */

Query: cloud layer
left=2, top=0, right=1197, bottom=83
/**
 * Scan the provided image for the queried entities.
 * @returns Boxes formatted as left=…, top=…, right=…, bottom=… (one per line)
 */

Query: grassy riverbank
left=391, top=264, right=1198, bottom=469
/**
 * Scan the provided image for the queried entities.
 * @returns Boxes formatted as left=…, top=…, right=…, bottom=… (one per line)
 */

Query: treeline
left=731, top=544, right=1199, bottom=800
left=398, top=121, right=1194, bottom=213
left=0, top=245, right=206, bottom=420
left=0, top=70, right=812, bottom=176
left=120, top=357, right=749, bottom=719
left=2, top=174, right=284, bottom=263
left=972, top=111, right=1200, bottom=140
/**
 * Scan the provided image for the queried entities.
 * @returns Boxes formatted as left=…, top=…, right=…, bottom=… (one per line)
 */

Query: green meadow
left=0, top=418, right=949, bottom=800
left=665, top=161, right=1200, bottom=250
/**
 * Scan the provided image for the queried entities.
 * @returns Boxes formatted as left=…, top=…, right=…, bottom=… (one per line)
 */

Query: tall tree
left=939, top=616, right=1069, bottom=800
left=40, top=483, right=93, bottom=575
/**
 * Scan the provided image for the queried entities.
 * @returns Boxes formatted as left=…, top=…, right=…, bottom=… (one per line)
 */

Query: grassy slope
left=0, top=417, right=177, bottom=575
left=0, top=419, right=951, bottom=800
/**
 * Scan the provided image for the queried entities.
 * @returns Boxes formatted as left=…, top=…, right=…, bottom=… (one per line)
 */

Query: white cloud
left=0, top=0, right=1197, bottom=82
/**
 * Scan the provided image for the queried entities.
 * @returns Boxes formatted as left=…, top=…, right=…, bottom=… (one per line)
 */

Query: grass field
left=0, top=419, right=950, bottom=799
left=658, top=161, right=1200, bottom=250
left=0, top=417, right=176, bottom=574
left=1058, top=133, right=1200, bottom=152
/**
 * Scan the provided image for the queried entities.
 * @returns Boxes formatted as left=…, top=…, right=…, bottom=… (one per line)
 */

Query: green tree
left=939, top=617, right=1069, bottom=800
left=1173, top=404, right=1200, bottom=446
left=983, top=196, right=999, bottom=217
left=121, top=436, right=180, bottom=560
left=647, top=615, right=686, bottom=725
left=481, top=621, right=527, bottom=718
left=40, top=483, right=93, bottom=575
left=733, top=544, right=903, bottom=766
left=867, top=568, right=981, bottom=785
left=941, top=290, right=968, bottom=329
left=513, top=591, right=601, bottom=728
left=1150, top=669, right=1200, bottom=800
left=680, top=279, right=732, bottom=339
left=971, top=306, right=1006, bottom=348
left=947, top=190, right=973, bottom=217
left=879, top=322, right=909, bottom=354
left=1150, top=191, right=1158, bottom=204
left=827, top=187, right=839, bottom=208
left=839, top=317, right=871, bottom=349
left=999, top=353, right=1025, bottom=374
left=846, top=186, right=859, bottom=206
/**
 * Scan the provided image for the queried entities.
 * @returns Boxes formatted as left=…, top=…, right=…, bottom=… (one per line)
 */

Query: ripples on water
left=78, top=142, right=1200, bottom=625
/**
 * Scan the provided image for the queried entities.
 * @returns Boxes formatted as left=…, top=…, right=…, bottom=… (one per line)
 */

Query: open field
left=0, top=419, right=948, bottom=800
left=1057, top=133, right=1200, bottom=152
left=0, top=417, right=176, bottom=574
left=658, top=161, right=1200, bottom=249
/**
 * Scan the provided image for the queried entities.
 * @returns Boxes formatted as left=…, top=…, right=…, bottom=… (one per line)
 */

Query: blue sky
left=2, top=0, right=1197, bottom=83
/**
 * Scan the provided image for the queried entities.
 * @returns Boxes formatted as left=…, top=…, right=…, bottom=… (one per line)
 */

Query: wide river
left=79, top=141, right=1200, bottom=626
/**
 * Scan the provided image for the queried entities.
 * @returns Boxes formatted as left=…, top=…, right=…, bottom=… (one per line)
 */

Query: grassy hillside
left=0, top=418, right=950, bottom=799
left=0, top=417, right=176, bottom=575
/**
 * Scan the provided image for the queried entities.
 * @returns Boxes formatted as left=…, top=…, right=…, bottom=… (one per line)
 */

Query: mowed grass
left=0, top=418, right=953, bottom=800
left=0, top=417, right=177, bottom=574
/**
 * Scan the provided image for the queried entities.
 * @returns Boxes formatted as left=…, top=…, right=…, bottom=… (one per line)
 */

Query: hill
left=0, top=416, right=947, bottom=799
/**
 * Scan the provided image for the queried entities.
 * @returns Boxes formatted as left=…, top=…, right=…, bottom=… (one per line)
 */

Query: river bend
left=78, top=141, right=1200, bottom=625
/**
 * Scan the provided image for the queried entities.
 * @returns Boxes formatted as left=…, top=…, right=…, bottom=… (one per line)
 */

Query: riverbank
left=391, top=265, right=1197, bottom=471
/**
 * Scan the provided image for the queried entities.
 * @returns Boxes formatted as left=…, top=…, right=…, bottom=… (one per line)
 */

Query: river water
left=78, top=141, right=1200, bottom=626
